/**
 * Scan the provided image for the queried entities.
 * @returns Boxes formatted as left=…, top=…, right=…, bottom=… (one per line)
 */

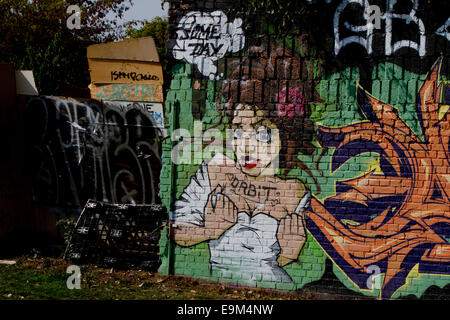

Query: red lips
left=242, top=156, right=258, bottom=168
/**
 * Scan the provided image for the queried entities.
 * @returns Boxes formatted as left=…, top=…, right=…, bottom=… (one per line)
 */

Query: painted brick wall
left=159, top=0, right=450, bottom=300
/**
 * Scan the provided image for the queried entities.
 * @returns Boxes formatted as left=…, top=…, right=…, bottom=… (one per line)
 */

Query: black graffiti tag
left=24, top=97, right=164, bottom=207
left=187, top=42, right=225, bottom=57
left=178, top=23, right=221, bottom=40
left=226, top=173, right=277, bottom=201
left=111, top=71, right=159, bottom=82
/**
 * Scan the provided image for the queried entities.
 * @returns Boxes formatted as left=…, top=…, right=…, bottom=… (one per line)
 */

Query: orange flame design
left=308, top=59, right=450, bottom=298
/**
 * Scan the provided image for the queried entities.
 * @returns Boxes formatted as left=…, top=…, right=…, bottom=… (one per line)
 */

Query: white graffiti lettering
left=384, top=0, right=426, bottom=57
left=334, top=0, right=374, bottom=55
left=436, top=17, right=450, bottom=42
left=24, top=97, right=165, bottom=206
left=329, top=0, right=450, bottom=57
left=334, top=0, right=426, bottom=57
left=173, top=11, right=245, bottom=80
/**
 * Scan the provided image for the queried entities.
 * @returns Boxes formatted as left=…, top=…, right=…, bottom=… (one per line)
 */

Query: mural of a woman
left=170, top=46, right=318, bottom=286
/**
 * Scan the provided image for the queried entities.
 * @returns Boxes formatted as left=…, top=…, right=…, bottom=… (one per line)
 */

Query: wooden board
left=87, top=37, right=160, bottom=63
left=89, top=83, right=163, bottom=103
left=88, top=59, right=163, bottom=85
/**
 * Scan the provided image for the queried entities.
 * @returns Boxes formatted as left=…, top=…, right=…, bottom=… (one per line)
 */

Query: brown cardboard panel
left=89, top=83, right=164, bottom=103
left=88, top=59, right=164, bottom=84
left=87, top=37, right=160, bottom=63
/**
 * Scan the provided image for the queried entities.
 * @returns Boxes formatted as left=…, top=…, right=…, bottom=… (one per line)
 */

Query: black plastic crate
left=64, top=200, right=167, bottom=271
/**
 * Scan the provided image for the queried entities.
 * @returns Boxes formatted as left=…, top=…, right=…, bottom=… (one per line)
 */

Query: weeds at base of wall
left=55, top=215, right=78, bottom=249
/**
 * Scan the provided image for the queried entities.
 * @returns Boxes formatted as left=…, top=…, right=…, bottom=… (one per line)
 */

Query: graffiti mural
left=24, top=97, right=164, bottom=207
left=169, top=46, right=319, bottom=288
left=161, top=0, right=450, bottom=299
left=308, top=59, right=450, bottom=299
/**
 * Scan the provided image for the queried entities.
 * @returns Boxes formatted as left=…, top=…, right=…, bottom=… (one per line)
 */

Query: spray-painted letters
left=173, top=11, right=245, bottom=80
left=334, top=0, right=426, bottom=56
left=90, top=84, right=163, bottom=103
left=24, top=97, right=164, bottom=207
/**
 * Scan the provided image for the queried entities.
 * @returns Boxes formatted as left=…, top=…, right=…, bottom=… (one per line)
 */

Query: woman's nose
left=243, top=136, right=256, bottom=153
left=236, top=136, right=253, bottom=152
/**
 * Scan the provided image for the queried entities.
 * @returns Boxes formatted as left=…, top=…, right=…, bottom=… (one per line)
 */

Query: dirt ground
left=0, top=257, right=325, bottom=300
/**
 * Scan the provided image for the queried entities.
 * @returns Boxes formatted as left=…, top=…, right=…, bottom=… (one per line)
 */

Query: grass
left=0, top=257, right=319, bottom=300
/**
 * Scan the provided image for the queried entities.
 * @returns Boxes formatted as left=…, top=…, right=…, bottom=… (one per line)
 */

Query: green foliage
left=56, top=215, right=78, bottom=247
left=232, top=0, right=316, bottom=35
left=126, top=16, right=169, bottom=72
left=0, top=0, right=133, bottom=95
left=229, top=0, right=329, bottom=71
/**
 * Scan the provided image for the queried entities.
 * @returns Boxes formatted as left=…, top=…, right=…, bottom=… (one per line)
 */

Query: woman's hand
left=204, top=185, right=239, bottom=240
left=276, top=211, right=307, bottom=267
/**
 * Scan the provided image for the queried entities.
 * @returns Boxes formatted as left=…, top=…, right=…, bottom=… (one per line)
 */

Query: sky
left=122, top=0, right=169, bottom=22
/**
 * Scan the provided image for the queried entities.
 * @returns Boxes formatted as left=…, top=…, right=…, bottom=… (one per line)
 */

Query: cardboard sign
left=87, top=37, right=160, bottom=63
left=89, top=83, right=163, bottom=103
left=88, top=59, right=164, bottom=85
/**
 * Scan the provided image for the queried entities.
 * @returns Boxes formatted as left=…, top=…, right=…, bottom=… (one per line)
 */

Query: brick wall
left=159, top=0, right=450, bottom=300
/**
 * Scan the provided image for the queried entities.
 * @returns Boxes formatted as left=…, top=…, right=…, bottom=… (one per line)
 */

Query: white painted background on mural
left=173, top=11, right=245, bottom=80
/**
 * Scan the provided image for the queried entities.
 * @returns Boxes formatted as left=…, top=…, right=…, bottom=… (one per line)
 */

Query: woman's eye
left=255, top=128, right=271, bottom=143
left=233, top=129, right=243, bottom=139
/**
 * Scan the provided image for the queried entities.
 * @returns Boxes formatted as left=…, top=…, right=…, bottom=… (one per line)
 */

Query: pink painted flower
left=277, top=87, right=305, bottom=118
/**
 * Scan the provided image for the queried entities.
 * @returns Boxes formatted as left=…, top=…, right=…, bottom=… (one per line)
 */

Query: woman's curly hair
left=217, top=45, right=320, bottom=176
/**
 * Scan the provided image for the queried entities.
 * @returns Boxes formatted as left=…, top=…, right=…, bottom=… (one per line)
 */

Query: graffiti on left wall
left=24, top=97, right=165, bottom=207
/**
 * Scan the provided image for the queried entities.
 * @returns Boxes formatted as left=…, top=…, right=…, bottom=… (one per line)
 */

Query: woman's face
left=231, top=104, right=281, bottom=176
